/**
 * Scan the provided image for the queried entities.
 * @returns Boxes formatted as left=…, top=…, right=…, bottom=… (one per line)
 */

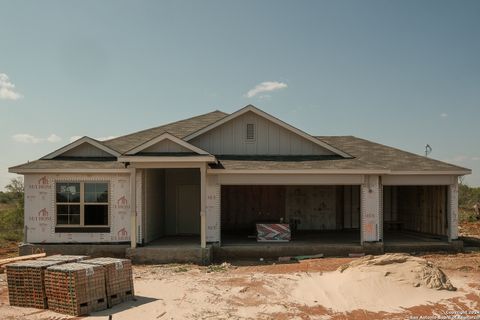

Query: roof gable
left=185, top=105, right=352, bottom=158
left=42, top=137, right=120, bottom=160
left=125, top=133, right=210, bottom=155
left=102, top=110, right=228, bottom=154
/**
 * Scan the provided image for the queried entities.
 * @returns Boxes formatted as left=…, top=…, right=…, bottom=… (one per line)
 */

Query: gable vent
left=246, top=123, right=255, bottom=141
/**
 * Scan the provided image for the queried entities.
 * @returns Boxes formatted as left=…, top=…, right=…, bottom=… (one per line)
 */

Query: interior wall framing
left=383, top=185, right=448, bottom=236
left=220, top=185, right=361, bottom=233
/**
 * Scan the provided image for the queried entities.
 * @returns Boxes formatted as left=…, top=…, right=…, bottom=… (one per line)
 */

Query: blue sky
left=1, top=0, right=479, bottom=189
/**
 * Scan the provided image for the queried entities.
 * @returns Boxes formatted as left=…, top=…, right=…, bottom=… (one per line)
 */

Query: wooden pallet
left=81, top=258, right=134, bottom=307
left=0, top=253, right=46, bottom=274
left=45, top=263, right=107, bottom=316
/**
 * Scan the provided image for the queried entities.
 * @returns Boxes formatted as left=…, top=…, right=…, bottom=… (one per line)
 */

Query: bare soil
left=0, top=253, right=479, bottom=320
left=460, top=221, right=480, bottom=238
left=0, top=242, right=19, bottom=260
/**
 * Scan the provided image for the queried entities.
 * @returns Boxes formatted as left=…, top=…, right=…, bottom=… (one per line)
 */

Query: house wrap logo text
left=113, top=196, right=130, bottom=210
left=116, top=227, right=129, bottom=241
left=29, top=176, right=52, bottom=190
left=29, top=208, right=52, bottom=222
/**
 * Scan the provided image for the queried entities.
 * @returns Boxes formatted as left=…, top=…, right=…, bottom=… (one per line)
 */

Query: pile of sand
left=284, top=253, right=464, bottom=312
left=338, top=253, right=456, bottom=291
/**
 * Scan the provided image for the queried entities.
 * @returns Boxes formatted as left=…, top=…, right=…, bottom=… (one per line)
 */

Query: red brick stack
left=81, top=257, right=134, bottom=307
left=39, top=255, right=89, bottom=263
left=6, top=260, right=64, bottom=308
left=44, top=263, right=107, bottom=316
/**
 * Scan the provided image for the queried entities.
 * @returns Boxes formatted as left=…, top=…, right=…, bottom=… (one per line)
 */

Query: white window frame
left=55, top=181, right=110, bottom=228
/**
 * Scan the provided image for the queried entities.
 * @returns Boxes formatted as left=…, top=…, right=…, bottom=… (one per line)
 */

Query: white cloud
left=0, top=73, right=22, bottom=100
left=46, top=134, right=62, bottom=143
left=12, top=133, right=62, bottom=144
left=97, top=136, right=116, bottom=141
left=440, top=113, right=448, bottom=118
left=12, top=134, right=42, bottom=144
left=69, top=135, right=116, bottom=143
left=245, top=81, right=287, bottom=98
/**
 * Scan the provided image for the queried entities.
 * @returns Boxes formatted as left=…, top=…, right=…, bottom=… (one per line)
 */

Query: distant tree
left=459, top=182, right=480, bottom=208
left=5, top=178, right=24, bottom=200
left=0, top=178, right=25, bottom=242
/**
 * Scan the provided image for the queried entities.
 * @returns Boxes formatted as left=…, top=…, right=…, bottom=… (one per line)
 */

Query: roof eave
left=117, top=155, right=217, bottom=163
left=8, top=168, right=130, bottom=174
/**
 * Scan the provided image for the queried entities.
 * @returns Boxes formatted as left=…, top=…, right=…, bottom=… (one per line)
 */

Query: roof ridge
left=103, top=110, right=228, bottom=144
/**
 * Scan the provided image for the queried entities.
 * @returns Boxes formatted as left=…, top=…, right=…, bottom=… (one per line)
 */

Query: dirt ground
left=0, top=253, right=479, bottom=320
left=0, top=221, right=479, bottom=320
left=459, top=220, right=480, bottom=238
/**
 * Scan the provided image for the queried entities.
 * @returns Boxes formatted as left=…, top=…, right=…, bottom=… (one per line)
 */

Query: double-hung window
left=55, top=182, right=109, bottom=232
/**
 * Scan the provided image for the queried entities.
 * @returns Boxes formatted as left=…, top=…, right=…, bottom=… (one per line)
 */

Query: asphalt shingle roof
left=9, top=160, right=125, bottom=170
left=102, top=110, right=228, bottom=154
left=212, top=136, right=470, bottom=173
left=9, top=111, right=470, bottom=174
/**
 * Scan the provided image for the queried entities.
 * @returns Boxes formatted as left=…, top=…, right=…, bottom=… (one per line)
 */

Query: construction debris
left=0, top=253, right=46, bottom=273
left=294, top=253, right=324, bottom=261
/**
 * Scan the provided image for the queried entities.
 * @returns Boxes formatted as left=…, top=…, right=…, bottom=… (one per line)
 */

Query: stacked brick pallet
left=44, top=263, right=107, bottom=316
left=6, top=260, right=65, bottom=308
left=6, top=255, right=135, bottom=316
left=82, top=257, right=134, bottom=307
left=39, top=255, right=88, bottom=263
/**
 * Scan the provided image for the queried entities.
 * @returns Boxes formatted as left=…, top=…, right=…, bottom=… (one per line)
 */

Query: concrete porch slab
left=126, top=245, right=212, bottom=265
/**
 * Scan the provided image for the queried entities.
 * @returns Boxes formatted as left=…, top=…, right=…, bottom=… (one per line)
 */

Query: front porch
left=127, top=169, right=463, bottom=263
left=124, top=230, right=461, bottom=264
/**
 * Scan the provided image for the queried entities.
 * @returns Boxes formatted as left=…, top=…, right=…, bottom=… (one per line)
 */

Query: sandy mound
left=338, top=253, right=456, bottom=291
left=283, top=253, right=464, bottom=312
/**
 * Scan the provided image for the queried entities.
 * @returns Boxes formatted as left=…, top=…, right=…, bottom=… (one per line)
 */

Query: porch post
left=447, top=178, right=459, bottom=242
left=130, top=167, right=137, bottom=249
left=360, top=175, right=382, bottom=244
left=200, top=164, right=207, bottom=249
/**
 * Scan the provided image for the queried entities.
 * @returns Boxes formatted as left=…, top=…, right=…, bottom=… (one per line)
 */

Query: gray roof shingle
left=102, top=110, right=228, bottom=154
left=9, top=111, right=470, bottom=174
left=9, top=160, right=125, bottom=171
left=212, top=136, right=470, bottom=173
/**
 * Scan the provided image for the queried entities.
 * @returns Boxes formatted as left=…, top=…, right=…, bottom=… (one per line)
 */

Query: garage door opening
left=383, top=186, right=449, bottom=244
left=221, top=185, right=361, bottom=245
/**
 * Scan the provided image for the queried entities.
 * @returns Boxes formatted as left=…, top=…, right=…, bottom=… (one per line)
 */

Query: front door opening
left=144, top=168, right=200, bottom=245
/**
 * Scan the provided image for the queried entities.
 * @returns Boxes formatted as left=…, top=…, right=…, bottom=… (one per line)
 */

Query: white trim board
left=118, top=155, right=216, bottom=163
left=382, top=175, right=457, bottom=186
left=9, top=168, right=130, bottom=174
left=208, top=169, right=470, bottom=175
left=217, top=173, right=365, bottom=185
left=184, top=105, right=352, bottom=158
left=125, top=132, right=211, bottom=155
left=42, top=136, right=121, bottom=159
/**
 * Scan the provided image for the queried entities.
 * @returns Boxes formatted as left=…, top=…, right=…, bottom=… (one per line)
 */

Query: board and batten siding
left=60, top=142, right=113, bottom=158
left=142, top=139, right=192, bottom=154
left=190, top=111, right=335, bottom=155
left=23, top=173, right=133, bottom=243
